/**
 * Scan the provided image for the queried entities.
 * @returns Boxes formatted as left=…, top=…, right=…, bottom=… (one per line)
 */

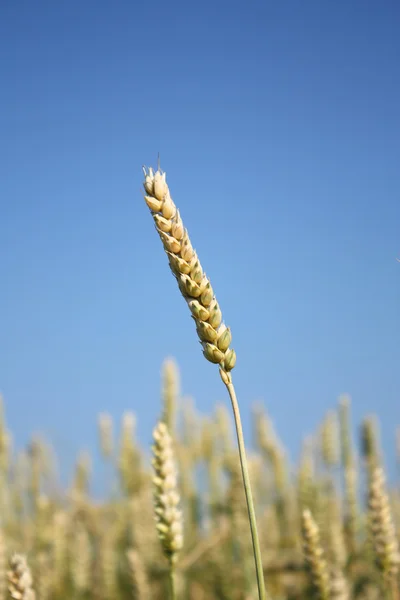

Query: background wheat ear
left=8, top=554, right=36, bottom=600
left=367, top=465, right=400, bottom=598
left=152, top=420, right=183, bottom=599
left=301, top=508, right=331, bottom=600
left=142, top=164, right=266, bottom=600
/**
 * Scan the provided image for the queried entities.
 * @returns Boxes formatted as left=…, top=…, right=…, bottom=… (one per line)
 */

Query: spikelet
left=7, top=554, right=35, bottom=600
left=152, top=421, right=183, bottom=565
left=367, top=466, right=400, bottom=586
left=301, top=509, right=330, bottom=600
left=142, top=166, right=236, bottom=374
left=98, top=413, right=114, bottom=459
left=126, top=549, right=150, bottom=600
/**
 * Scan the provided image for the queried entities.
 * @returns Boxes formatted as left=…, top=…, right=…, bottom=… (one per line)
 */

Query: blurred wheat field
left=0, top=359, right=399, bottom=600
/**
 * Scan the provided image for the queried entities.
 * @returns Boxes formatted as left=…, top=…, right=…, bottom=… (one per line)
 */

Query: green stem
left=168, top=563, right=177, bottom=600
left=225, top=379, right=266, bottom=600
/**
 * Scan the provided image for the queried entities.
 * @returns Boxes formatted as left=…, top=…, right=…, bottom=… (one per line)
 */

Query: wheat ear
left=367, top=466, right=400, bottom=599
left=143, top=166, right=236, bottom=371
left=301, top=509, right=330, bottom=600
left=152, top=421, right=183, bottom=599
left=7, top=554, right=35, bottom=600
left=142, top=164, right=266, bottom=600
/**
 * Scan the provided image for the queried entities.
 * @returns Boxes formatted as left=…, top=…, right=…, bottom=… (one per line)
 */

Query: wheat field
left=0, top=363, right=399, bottom=600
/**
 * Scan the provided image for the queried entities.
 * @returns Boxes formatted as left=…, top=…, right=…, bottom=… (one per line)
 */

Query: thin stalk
left=224, top=377, right=266, bottom=600
left=168, top=564, right=177, bottom=600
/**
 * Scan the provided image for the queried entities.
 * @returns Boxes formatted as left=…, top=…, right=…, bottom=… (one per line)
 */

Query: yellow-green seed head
left=142, top=166, right=236, bottom=374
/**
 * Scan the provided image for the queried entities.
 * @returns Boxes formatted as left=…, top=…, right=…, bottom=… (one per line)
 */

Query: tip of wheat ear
left=142, top=166, right=236, bottom=373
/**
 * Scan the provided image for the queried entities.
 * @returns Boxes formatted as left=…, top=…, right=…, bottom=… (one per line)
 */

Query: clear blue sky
left=1, top=1, right=399, bottom=486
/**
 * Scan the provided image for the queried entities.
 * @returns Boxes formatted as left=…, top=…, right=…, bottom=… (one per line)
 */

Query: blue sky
left=1, top=0, right=399, bottom=487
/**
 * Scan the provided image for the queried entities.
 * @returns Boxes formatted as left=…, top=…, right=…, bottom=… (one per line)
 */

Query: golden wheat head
left=142, top=166, right=236, bottom=373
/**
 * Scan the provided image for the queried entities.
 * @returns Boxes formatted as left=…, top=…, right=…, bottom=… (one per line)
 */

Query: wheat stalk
left=142, top=164, right=266, bottom=600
